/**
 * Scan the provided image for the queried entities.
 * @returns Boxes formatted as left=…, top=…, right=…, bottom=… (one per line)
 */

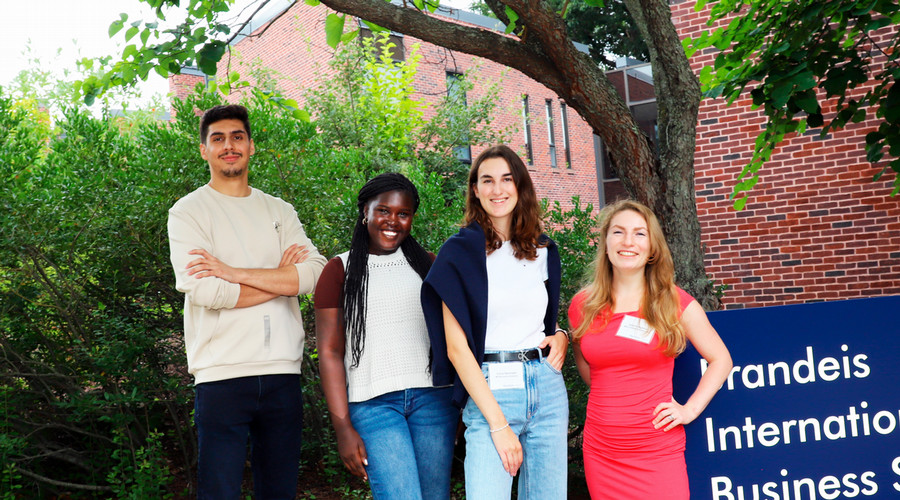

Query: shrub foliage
left=0, top=45, right=601, bottom=496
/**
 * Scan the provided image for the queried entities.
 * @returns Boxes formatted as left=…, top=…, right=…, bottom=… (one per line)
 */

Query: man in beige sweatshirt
left=168, top=104, right=326, bottom=499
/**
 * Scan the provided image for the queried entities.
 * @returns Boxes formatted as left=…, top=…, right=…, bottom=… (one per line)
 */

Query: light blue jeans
left=462, top=354, right=568, bottom=500
left=349, top=386, right=459, bottom=500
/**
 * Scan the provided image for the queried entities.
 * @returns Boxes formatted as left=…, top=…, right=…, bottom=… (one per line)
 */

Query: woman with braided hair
left=315, top=172, right=458, bottom=500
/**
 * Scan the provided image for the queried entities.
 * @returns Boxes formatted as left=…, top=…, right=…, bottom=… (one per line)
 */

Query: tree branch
left=15, top=466, right=113, bottom=492
left=318, top=0, right=567, bottom=90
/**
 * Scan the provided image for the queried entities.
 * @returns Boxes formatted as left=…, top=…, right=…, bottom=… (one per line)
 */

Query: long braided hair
left=343, top=172, right=433, bottom=368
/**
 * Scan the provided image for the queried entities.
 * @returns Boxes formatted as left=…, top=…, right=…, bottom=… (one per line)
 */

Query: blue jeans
left=462, top=355, right=568, bottom=500
left=194, top=374, right=303, bottom=500
left=349, top=387, right=459, bottom=500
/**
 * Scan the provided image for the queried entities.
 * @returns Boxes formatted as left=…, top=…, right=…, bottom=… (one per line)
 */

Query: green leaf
left=885, top=83, right=900, bottom=123
left=292, top=109, right=311, bottom=122
left=807, top=113, right=824, bottom=128
left=699, top=65, right=714, bottom=84
left=733, top=196, right=748, bottom=210
left=304, top=0, right=320, bottom=5
left=790, top=71, right=817, bottom=92
left=123, top=44, right=138, bottom=60
left=865, top=16, right=891, bottom=31
left=867, top=144, right=885, bottom=163
left=793, top=90, right=819, bottom=114
left=504, top=6, right=519, bottom=34
left=362, top=20, right=387, bottom=32
left=325, top=13, right=345, bottom=49
left=866, top=131, right=884, bottom=145
left=584, top=0, right=604, bottom=6
left=197, top=41, right=226, bottom=75
left=772, top=42, right=791, bottom=53
left=109, top=16, right=126, bottom=38
left=140, top=29, right=151, bottom=45
left=770, top=82, right=793, bottom=108
left=125, top=26, right=139, bottom=42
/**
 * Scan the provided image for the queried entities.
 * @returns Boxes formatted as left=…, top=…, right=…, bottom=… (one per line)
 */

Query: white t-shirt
left=484, top=241, right=549, bottom=350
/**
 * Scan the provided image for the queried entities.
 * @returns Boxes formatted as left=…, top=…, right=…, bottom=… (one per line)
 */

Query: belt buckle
left=517, top=350, right=528, bottom=362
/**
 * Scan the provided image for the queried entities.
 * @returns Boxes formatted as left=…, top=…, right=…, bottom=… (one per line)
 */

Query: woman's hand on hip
left=652, top=397, right=697, bottom=431
left=539, top=332, right=568, bottom=371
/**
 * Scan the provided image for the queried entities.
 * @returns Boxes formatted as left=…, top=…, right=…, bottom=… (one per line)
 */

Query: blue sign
left=673, top=296, right=900, bottom=500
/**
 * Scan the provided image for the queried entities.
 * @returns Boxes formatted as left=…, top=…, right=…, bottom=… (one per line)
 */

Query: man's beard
left=221, top=166, right=245, bottom=178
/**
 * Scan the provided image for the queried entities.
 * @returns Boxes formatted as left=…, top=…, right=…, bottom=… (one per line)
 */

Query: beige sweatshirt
left=168, top=184, right=326, bottom=384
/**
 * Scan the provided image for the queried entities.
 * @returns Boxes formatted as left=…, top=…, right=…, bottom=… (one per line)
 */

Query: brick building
left=170, top=0, right=601, bottom=211
left=669, top=1, right=900, bottom=308
left=171, top=1, right=900, bottom=309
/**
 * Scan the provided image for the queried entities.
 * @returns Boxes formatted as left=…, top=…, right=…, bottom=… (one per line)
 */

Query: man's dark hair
left=199, top=105, right=252, bottom=144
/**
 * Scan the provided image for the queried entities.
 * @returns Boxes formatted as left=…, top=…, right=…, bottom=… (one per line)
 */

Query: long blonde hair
left=572, top=200, right=686, bottom=357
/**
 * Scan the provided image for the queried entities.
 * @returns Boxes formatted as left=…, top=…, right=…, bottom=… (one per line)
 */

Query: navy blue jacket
left=421, top=221, right=562, bottom=407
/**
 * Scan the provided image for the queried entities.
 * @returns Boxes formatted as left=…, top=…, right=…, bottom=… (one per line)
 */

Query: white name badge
left=615, top=315, right=656, bottom=344
left=488, top=362, right=525, bottom=390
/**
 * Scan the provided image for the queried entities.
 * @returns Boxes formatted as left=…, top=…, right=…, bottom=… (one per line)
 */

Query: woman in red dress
left=568, top=200, right=733, bottom=499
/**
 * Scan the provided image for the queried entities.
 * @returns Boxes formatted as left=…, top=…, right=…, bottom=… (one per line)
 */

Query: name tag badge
left=488, top=362, right=525, bottom=390
left=615, top=315, right=656, bottom=344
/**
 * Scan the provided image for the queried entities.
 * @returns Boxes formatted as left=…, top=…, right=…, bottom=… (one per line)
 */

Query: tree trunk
left=622, top=0, right=718, bottom=309
left=317, top=0, right=720, bottom=308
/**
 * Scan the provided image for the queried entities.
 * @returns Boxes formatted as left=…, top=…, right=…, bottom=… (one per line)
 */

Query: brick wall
left=168, top=73, right=205, bottom=115
left=186, top=2, right=600, bottom=212
left=671, top=0, right=900, bottom=308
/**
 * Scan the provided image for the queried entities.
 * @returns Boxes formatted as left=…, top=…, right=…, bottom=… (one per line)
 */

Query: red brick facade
left=168, top=71, right=206, bottom=113
left=190, top=1, right=600, bottom=211
left=170, top=2, right=900, bottom=309
left=672, top=0, right=900, bottom=308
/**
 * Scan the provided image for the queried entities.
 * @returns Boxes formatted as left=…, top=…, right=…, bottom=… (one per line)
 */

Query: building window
left=522, top=95, right=533, bottom=165
left=560, top=102, right=571, bottom=168
left=446, top=72, right=472, bottom=163
left=593, top=134, right=627, bottom=206
left=545, top=99, right=557, bottom=168
left=358, top=24, right=405, bottom=62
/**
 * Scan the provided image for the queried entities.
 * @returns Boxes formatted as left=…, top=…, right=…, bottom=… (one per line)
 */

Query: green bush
left=1, top=91, right=199, bottom=496
left=0, top=41, right=600, bottom=495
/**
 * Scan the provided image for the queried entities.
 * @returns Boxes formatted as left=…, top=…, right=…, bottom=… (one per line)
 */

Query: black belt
left=483, top=345, right=551, bottom=363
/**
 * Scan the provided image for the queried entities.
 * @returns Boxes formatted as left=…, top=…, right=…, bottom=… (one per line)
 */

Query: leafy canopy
left=78, top=0, right=252, bottom=106
left=688, top=0, right=900, bottom=207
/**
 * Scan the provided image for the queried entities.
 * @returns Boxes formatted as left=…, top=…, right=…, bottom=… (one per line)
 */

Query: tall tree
left=469, top=0, right=650, bottom=68
left=85, top=0, right=717, bottom=308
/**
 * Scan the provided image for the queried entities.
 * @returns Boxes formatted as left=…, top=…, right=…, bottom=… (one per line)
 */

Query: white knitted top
left=337, top=249, right=435, bottom=403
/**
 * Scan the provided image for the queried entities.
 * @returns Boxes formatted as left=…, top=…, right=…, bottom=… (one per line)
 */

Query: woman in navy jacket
left=422, top=145, right=569, bottom=500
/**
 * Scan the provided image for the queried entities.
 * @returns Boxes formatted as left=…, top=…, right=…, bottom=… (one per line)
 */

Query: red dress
left=568, top=288, right=694, bottom=499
